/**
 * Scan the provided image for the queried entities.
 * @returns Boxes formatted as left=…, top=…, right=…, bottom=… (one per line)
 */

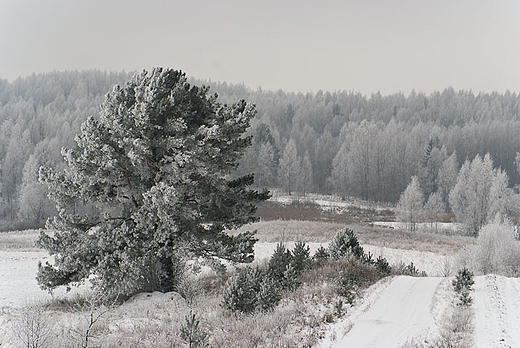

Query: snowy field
left=372, top=221, right=464, bottom=234
left=268, top=191, right=394, bottom=213
left=1, top=229, right=520, bottom=347
left=0, top=242, right=448, bottom=309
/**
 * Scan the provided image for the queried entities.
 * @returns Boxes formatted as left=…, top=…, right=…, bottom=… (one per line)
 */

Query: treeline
left=0, top=71, right=132, bottom=227
left=1, top=71, right=520, bottom=228
left=212, top=83, right=520, bottom=203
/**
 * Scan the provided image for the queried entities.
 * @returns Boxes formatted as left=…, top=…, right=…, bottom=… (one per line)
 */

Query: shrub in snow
left=313, top=246, right=330, bottom=261
left=374, top=255, right=392, bottom=275
left=396, top=261, right=427, bottom=276
left=224, top=242, right=311, bottom=313
left=360, top=251, right=374, bottom=265
left=473, top=219, right=520, bottom=275
left=267, top=243, right=293, bottom=288
left=13, top=305, right=53, bottom=348
left=180, top=311, right=209, bottom=348
left=329, top=228, right=364, bottom=260
left=266, top=242, right=309, bottom=291
left=453, top=268, right=474, bottom=307
left=36, top=68, right=269, bottom=296
left=256, top=275, right=282, bottom=312
left=291, top=241, right=311, bottom=274
left=452, top=268, right=474, bottom=293
left=222, top=266, right=280, bottom=313
left=335, top=270, right=357, bottom=305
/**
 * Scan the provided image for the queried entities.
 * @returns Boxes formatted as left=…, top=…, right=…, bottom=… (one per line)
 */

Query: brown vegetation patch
left=235, top=220, right=475, bottom=255
left=256, top=201, right=394, bottom=224
left=0, top=229, right=40, bottom=251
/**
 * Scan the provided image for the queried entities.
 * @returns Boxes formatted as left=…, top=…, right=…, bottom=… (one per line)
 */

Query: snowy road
left=473, top=275, right=520, bottom=348
left=326, top=276, right=445, bottom=348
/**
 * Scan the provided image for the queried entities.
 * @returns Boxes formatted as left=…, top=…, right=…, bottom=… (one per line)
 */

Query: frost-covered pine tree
left=36, top=68, right=269, bottom=295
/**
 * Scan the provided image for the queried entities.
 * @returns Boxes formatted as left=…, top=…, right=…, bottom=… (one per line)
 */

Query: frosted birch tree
left=279, top=139, right=300, bottom=194
left=298, top=150, right=313, bottom=196
left=449, top=154, right=508, bottom=235
left=396, top=176, right=424, bottom=231
left=423, top=191, right=444, bottom=232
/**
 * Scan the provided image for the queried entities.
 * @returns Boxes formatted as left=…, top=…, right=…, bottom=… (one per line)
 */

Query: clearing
left=0, top=199, right=517, bottom=347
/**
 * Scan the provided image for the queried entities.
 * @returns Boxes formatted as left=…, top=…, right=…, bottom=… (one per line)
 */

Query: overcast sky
left=1, top=0, right=519, bottom=95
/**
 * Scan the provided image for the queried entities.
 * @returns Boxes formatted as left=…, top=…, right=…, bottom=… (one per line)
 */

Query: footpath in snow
left=322, top=276, right=446, bottom=348
left=473, top=274, right=520, bottom=348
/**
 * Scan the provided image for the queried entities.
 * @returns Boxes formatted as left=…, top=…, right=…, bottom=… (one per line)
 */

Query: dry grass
left=0, top=229, right=41, bottom=251
left=9, top=255, right=390, bottom=348
left=256, top=200, right=395, bottom=224
left=3, top=196, right=478, bottom=347
left=233, top=220, right=475, bottom=256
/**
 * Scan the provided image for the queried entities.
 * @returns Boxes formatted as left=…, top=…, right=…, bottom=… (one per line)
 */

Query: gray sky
left=1, top=0, right=519, bottom=95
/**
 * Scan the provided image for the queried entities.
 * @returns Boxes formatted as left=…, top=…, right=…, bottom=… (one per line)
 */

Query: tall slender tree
left=396, top=176, right=424, bottom=231
left=279, top=139, right=300, bottom=194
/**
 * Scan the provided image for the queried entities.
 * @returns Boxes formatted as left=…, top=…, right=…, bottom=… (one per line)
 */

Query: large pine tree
left=36, top=68, right=269, bottom=295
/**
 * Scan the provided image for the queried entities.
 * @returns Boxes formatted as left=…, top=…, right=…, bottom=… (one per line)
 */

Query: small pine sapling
left=313, top=246, right=330, bottom=261
left=291, top=241, right=311, bottom=274
left=361, top=251, right=374, bottom=265
left=375, top=256, right=392, bottom=275
left=452, top=268, right=475, bottom=293
left=180, top=311, right=209, bottom=348
left=453, top=268, right=475, bottom=307
left=222, top=266, right=264, bottom=313
left=329, top=228, right=364, bottom=260
left=256, top=276, right=282, bottom=312
left=267, top=242, right=293, bottom=287
left=282, top=263, right=302, bottom=291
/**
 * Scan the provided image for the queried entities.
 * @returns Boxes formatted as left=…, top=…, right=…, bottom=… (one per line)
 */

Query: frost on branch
left=36, top=68, right=269, bottom=296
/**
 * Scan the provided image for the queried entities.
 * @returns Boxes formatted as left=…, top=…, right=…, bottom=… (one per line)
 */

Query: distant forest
left=1, top=70, right=520, bottom=228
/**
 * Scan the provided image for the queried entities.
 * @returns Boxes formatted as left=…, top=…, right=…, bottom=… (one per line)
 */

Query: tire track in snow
left=474, top=275, right=520, bottom=348
left=329, top=276, right=444, bottom=348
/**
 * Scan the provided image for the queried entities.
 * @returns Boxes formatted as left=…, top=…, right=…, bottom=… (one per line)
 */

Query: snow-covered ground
left=321, top=274, right=520, bottom=348
left=268, top=191, right=394, bottom=213
left=373, top=221, right=464, bottom=234
left=2, top=237, right=520, bottom=347
left=321, top=276, right=449, bottom=348
left=473, top=274, right=520, bottom=348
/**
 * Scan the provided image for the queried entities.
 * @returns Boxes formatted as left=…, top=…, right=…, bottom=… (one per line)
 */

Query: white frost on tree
left=298, top=150, right=313, bottom=196
left=396, top=176, right=424, bottom=231
left=437, top=152, right=459, bottom=212
left=279, top=139, right=300, bottom=194
left=36, top=68, right=269, bottom=296
left=449, top=153, right=511, bottom=236
left=330, top=141, right=350, bottom=199
left=423, top=191, right=444, bottom=232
